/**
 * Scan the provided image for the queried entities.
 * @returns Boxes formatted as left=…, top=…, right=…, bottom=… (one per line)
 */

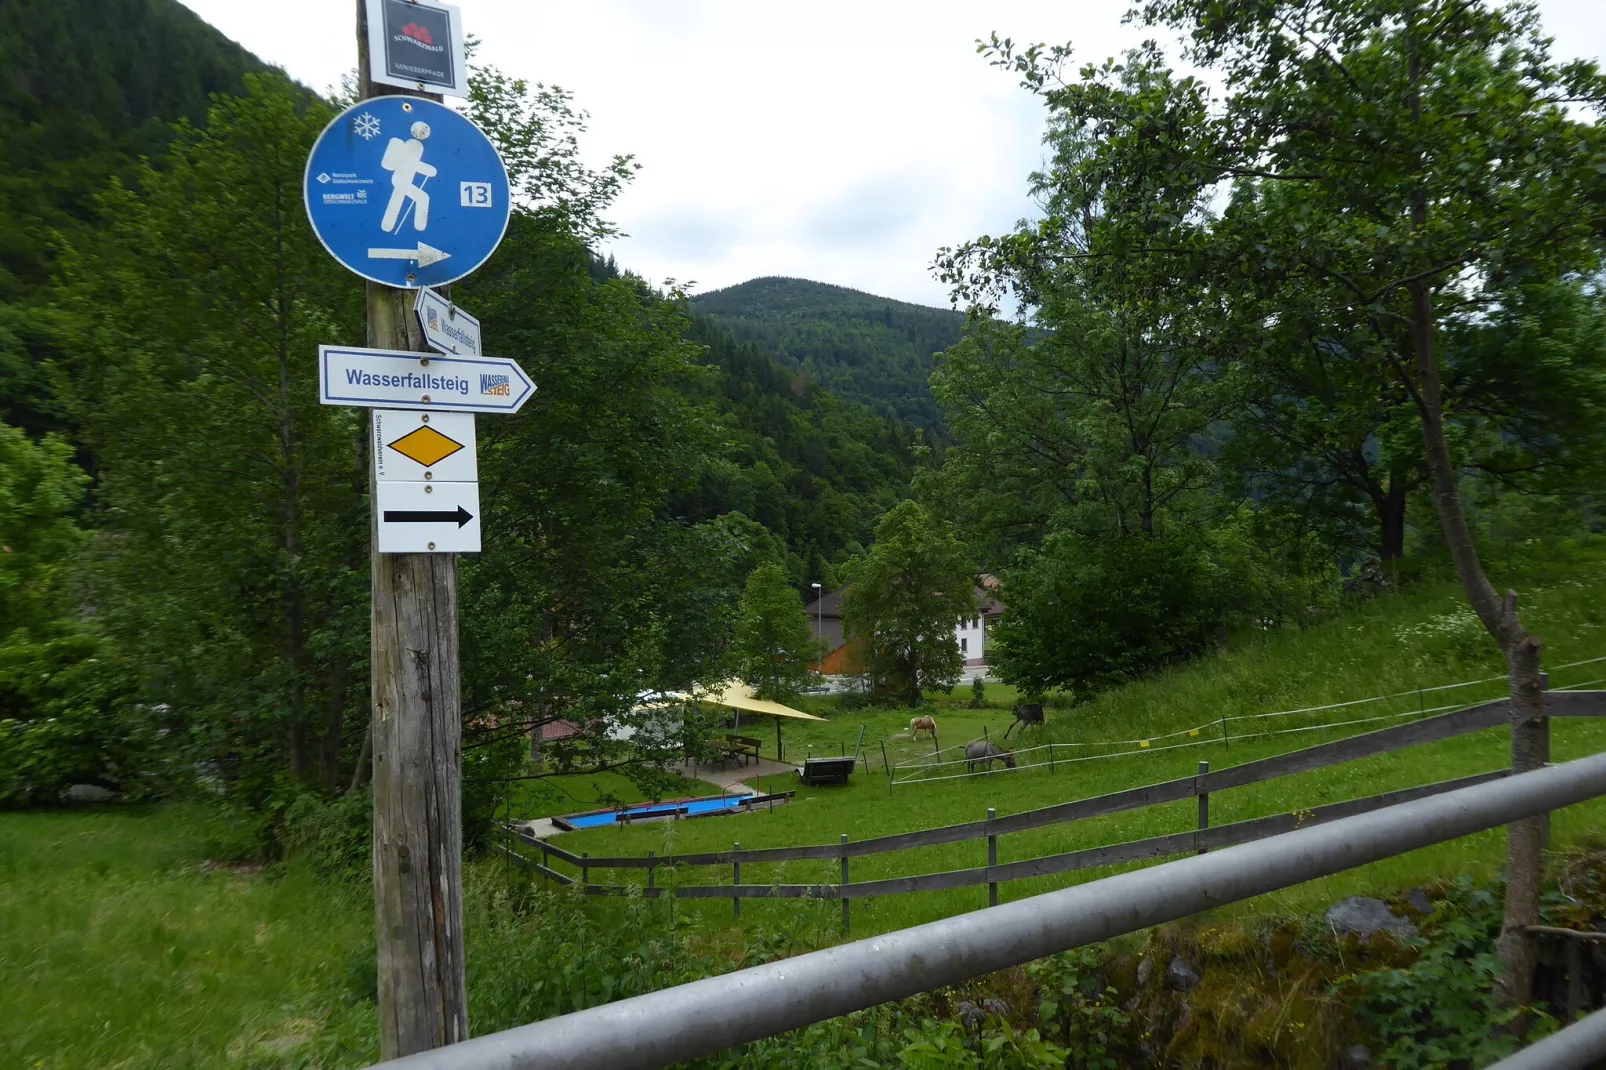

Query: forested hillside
left=0, top=0, right=916, bottom=819
left=690, top=276, right=966, bottom=433
left=1, top=0, right=278, bottom=437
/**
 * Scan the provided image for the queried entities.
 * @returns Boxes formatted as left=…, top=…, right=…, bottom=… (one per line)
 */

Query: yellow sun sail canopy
left=697, top=680, right=826, bottom=722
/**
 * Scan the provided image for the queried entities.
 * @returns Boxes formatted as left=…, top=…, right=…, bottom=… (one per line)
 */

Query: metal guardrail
left=373, top=749, right=1606, bottom=1070
left=1487, top=1004, right=1606, bottom=1069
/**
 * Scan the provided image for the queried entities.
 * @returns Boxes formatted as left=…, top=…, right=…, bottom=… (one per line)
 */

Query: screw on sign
left=303, top=96, right=510, bottom=288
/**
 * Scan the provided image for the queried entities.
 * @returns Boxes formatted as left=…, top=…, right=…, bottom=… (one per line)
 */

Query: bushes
left=991, top=532, right=1231, bottom=697
left=0, top=631, right=160, bottom=806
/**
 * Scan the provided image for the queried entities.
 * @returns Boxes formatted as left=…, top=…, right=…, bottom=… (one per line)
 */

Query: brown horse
left=964, top=739, right=1016, bottom=773
left=909, top=715, right=938, bottom=742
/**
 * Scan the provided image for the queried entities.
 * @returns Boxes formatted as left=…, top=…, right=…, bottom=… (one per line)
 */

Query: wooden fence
left=499, top=690, right=1606, bottom=928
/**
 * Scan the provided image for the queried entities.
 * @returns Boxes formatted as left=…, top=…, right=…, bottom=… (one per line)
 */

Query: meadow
left=544, top=543, right=1606, bottom=936
left=6, top=542, right=1606, bottom=1066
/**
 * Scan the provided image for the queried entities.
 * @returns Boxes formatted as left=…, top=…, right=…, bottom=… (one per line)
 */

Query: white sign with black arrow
left=376, top=480, right=480, bottom=553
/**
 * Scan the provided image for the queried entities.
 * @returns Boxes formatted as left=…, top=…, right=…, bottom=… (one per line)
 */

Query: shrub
left=283, top=787, right=373, bottom=884
left=0, top=631, right=161, bottom=806
left=991, top=533, right=1229, bottom=696
left=1335, top=880, right=1553, bottom=1069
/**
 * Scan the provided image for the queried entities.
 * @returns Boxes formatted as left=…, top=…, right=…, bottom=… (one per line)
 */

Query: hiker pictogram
left=380, top=122, right=437, bottom=232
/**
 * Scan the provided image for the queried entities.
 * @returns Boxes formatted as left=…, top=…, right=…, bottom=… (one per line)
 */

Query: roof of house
left=540, top=718, right=583, bottom=741
left=809, top=578, right=1004, bottom=621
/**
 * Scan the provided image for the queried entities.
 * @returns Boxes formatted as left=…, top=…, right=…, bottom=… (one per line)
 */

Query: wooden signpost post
left=297, top=2, right=521, bottom=1057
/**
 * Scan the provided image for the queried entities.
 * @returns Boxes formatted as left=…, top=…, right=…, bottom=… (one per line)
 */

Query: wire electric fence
left=890, top=655, right=1606, bottom=787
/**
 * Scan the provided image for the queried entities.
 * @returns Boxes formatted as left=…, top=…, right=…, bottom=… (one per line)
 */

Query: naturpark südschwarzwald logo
left=396, top=22, right=445, bottom=52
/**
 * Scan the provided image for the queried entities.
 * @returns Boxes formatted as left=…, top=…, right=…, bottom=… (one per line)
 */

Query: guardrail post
left=840, top=833, right=850, bottom=933
left=733, top=842, right=741, bottom=920
left=987, top=808, right=998, bottom=907
left=1196, top=761, right=1210, bottom=855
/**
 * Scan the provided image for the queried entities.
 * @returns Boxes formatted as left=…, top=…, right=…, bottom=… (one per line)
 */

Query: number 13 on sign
left=460, top=182, right=492, bottom=207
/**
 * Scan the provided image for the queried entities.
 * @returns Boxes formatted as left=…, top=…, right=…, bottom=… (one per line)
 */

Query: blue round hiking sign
left=304, top=96, right=510, bottom=288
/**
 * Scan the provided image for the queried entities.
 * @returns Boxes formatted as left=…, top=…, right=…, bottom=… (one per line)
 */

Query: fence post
left=647, top=850, right=656, bottom=898
left=1221, top=714, right=1230, bottom=751
left=581, top=852, right=589, bottom=888
left=1049, top=742, right=1056, bottom=774
left=733, top=842, right=741, bottom=920
left=540, top=839, right=550, bottom=879
left=881, top=740, right=891, bottom=778
left=1539, top=671, right=1552, bottom=849
left=987, top=808, right=998, bottom=907
left=1196, top=761, right=1210, bottom=855
left=840, top=833, right=850, bottom=933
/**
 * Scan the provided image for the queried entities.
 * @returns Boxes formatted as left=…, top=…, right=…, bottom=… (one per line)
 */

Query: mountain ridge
left=689, top=276, right=967, bottom=433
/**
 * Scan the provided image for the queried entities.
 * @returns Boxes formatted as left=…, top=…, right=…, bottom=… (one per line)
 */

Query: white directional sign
left=376, top=480, right=480, bottom=553
left=319, top=345, right=534, bottom=413
left=414, top=288, right=482, bottom=355
left=373, top=409, right=477, bottom=482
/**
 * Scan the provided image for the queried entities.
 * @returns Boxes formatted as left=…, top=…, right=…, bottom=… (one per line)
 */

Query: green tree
left=841, top=502, right=976, bottom=707
left=61, top=74, right=364, bottom=800
left=987, top=0, right=1606, bottom=1004
left=0, top=422, right=88, bottom=639
left=733, top=563, right=821, bottom=701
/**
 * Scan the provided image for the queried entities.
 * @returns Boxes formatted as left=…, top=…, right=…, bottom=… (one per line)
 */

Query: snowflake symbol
left=353, top=113, right=382, bottom=140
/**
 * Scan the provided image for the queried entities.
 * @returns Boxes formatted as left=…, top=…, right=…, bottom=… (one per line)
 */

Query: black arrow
left=383, top=505, right=474, bottom=527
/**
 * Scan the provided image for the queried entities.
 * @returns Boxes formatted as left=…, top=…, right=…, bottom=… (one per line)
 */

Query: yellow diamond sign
left=387, top=425, right=465, bottom=468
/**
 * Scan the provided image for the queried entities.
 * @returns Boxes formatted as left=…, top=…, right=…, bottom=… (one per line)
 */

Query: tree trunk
left=348, top=718, right=373, bottom=795
left=320, top=658, right=349, bottom=793
left=1376, top=475, right=1408, bottom=564
left=1407, top=275, right=1545, bottom=1010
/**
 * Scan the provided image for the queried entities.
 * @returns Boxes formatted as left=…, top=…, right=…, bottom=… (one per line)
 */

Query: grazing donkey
left=1002, top=703, right=1044, bottom=740
left=909, top=715, right=938, bottom=742
left=964, top=739, right=1016, bottom=773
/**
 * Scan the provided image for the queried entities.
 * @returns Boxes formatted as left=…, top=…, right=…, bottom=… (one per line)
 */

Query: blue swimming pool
left=558, top=794, right=748, bottom=830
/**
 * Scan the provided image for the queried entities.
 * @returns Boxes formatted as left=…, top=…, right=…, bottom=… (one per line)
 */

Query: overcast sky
left=180, top=0, right=1605, bottom=308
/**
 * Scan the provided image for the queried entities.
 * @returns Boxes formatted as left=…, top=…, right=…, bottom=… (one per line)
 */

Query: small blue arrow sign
left=319, top=345, right=535, bottom=414
left=304, top=96, right=510, bottom=288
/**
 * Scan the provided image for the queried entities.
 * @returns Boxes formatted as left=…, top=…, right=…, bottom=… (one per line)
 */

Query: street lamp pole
left=812, top=582, right=823, bottom=672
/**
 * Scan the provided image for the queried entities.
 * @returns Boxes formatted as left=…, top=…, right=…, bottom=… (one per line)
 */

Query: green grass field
left=6, top=541, right=1605, bottom=1066
left=544, top=541, right=1606, bottom=937
left=0, top=806, right=378, bottom=1069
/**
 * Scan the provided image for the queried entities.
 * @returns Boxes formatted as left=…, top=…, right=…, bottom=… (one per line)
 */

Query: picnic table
left=714, top=734, right=763, bottom=767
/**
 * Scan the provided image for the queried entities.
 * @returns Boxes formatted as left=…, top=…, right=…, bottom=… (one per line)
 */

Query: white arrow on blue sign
left=303, top=96, right=510, bottom=288
left=319, top=345, right=534, bottom=414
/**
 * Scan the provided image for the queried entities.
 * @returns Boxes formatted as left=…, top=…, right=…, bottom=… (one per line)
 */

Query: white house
left=807, top=574, right=1004, bottom=680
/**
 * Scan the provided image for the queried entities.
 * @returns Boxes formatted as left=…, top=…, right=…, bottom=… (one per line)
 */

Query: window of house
left=960, top=637, right=968, bottom=653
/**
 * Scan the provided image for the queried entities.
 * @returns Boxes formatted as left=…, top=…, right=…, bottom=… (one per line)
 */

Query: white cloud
left=181, top=0, right=1606, bottom=307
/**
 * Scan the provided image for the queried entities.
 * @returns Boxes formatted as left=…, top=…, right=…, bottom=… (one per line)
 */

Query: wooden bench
left=799, top=755, right=857, bottom=786
left=725, top=735, right=762, bottom=765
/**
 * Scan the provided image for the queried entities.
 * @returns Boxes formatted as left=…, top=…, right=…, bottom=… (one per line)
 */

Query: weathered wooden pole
left=358, top=1, right=468, bottom=1058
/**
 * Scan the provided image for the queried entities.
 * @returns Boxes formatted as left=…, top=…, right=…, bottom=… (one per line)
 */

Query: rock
left=1136, top=955, right=1153, bottom=988
left=1340, top=1043, right=1375, bottom=1069
left=980, top=997, right=1009, bottom=1018
left=64, top=784, right=116, bottom=802
left=1326, top=896, right=1418, bottom=940
left=1167, top=955, right=1201, bottom=992
left=1406, top=887, right=1434, bottom=915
